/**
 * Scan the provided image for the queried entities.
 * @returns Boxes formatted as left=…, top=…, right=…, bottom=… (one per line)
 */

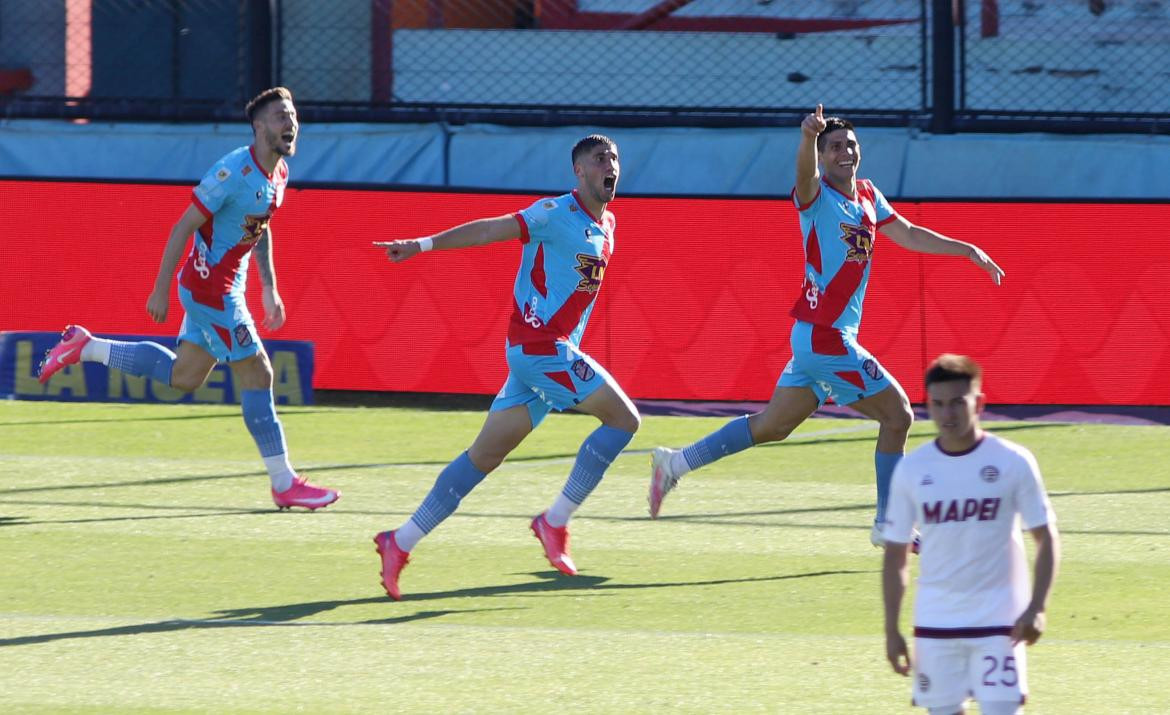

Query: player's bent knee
left=169, top=373, right=204, bottom=393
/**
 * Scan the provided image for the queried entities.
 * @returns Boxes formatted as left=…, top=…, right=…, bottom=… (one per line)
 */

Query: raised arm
left=880, top=216, right=1005, bottom=285
left=794, top=104, right=826, bottom=206
left=147, top=203, right=206, bottom=323
left=374, top=214, right=522, bottom=263
left=1011, top=522, right=1061, bottom=645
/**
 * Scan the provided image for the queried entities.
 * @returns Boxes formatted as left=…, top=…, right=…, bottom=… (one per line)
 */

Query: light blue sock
left=875, top=450, right=903, bottom=523
left=558, top=424, right=635, bottom=506
left=681, top=415, right=754, bottom=471
left=241, top=389, right=287, bottom=458
left=107, top=341, right=175, bottom=385
left=410, top=451, right=488, bottom=534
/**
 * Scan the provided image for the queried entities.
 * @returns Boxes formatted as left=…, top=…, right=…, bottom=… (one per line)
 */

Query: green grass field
left=1, top=400, right=1167, bottom=713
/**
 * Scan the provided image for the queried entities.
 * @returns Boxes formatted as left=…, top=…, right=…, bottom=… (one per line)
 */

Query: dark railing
left=0, top=0, right=1165, bottom=133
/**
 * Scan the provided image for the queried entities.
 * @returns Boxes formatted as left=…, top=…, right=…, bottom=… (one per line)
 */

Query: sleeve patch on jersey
left=542, top=200, right=556, bottom=210
left=216, top=166, right=231, bottom=182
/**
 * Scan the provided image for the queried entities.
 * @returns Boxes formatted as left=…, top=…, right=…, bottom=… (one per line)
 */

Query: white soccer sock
left=80, top=338, right=111, bottom=364
left=263, top=454, right=296, bottom=492
left=545, top=493, right=578, bottom=528
left=394, top=519, right=425, bottom=552
left=670, top=450, right=692, bottom=478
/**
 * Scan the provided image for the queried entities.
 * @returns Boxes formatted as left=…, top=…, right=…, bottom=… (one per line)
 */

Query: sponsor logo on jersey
left=234, top=324, right=253, bottom=348
left=917, top=673, right=931, bottom=692
left=215, top=166, right=231, bottom=182
left=920, top=474, right=934, bottom=486
left=862, top=358, right=883, bottom=381
left=574, top=253, right=606, bottom=293
left=838, top=222, right=874, bottom=263
left=240, top=212, right=272, bottom=245
left=522, top=301, right=543, bottom=329
left=922, top=497, right=1001, bottom=524
left=571, top=358, right=595, bottom=382
left=980, top=465, right=1000, bottom=482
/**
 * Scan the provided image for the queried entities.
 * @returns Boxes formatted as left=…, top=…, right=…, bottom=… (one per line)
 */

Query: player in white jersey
left=370, top=135, right=638, bottom=600
left=882, top=355, right=1060, bottom=714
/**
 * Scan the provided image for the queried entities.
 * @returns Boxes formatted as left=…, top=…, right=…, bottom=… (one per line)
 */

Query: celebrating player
left=648, top=105, right=1004, bottom=546
left=36, top=86, right=339, bottom=511
left=370, top=134, right=637, bottom=600
left=882, top=354, right=1060, bottom=714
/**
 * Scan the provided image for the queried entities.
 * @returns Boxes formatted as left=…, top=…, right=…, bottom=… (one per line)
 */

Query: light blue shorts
left=776, top=321, right=896, bottom=406
left=490, top=341, right=613, bottom=428
left=177, top=286, right=262, bottom=363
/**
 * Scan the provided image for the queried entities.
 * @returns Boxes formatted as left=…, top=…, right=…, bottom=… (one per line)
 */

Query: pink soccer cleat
left=648, top=446, right=682, bottom=519
left=37, top=325, right=92, bottom=384
left=373, top=530, right=410, bottom=601
left=271, top=476, right=340, bottom=511
left=530, top=512, right=577, bottom=576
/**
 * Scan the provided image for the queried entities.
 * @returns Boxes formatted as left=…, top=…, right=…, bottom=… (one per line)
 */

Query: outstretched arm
left=881, top=216, right=1004, bottom=285
left=1012, top=522, right=1061, bottom=645
left=373, top=214, right=522, bottom=263
left=794, top=104, right=826, bottom=206
left=882, top=542, right=913, bottom=675
left=147, top=203, right=207, bottom=323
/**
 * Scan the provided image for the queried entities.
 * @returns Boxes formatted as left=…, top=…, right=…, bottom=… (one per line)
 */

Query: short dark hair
left=571, top=134, right=616, bottom=165
left=245, top=86, right=293, bottom=122
left=924, top=353, right=983, bottom=392
left=816, top=116, right=855, bottom=152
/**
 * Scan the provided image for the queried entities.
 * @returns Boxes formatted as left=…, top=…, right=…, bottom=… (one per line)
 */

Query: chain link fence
left=0, top=0, right=1165, bottom=130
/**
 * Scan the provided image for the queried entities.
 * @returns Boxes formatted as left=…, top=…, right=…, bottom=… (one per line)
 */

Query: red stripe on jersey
left=805, top=224, right=822, bottom=274
left=531, top=243, right=547, bottom=297
left=545, top=370, right=577, bottom=394
left=521, top=341, right=558, bottom=356
left=835, top=370, right=866, bottom=391
left=791, top=185, right=820, bottom=212
left=214, top=324, right=232, bottom=349
left=249, top=145, right=273, bottom=180
left=191, top=194, right=212, bottom=219
left=789, top=259, right=865, bottom=327
left=812, top=325, right=848, bottom=355
left=571, top=190, right=599, bottom=223
left=514, top=213, right=530, bottom=244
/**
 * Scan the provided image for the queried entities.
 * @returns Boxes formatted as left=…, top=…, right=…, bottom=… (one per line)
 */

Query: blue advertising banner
left=0, top=332, right=314, bottom=405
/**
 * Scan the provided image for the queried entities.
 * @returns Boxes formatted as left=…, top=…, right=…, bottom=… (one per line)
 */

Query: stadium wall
left=2, top=178, right=1166, bottom=406
left=2, top=120, right=1169, bottom=198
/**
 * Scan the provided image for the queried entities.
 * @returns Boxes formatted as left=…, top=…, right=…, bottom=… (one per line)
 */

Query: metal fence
left=0, top=0, right=1166, bottom=132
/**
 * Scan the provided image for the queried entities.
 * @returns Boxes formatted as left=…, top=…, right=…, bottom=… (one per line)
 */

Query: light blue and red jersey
left=179, top=146, right=288, bottom=309
left=506, top=189, right=614, bottom=352
left=788, top=177, right=897, bottom=352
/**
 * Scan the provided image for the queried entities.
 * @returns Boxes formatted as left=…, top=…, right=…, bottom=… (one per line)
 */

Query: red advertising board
left=2, top=179, right=1166, bottom=405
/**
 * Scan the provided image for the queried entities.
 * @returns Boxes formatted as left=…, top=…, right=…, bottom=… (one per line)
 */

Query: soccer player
left=648, top=104, right=1004, bottom=546
left=882, top=354, right=1060, bottom=714
left=370, top=134, right=637, bottom=600
left=36, top=86, right=339, bottom=511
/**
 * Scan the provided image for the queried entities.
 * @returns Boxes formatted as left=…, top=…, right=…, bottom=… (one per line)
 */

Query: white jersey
left=883, top=432, right=1055, bottom=631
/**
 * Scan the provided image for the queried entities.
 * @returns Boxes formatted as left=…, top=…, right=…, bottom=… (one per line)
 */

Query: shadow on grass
left=0, top=568, right=864, bottom=648
left=0, top=606, right=515, bottom=648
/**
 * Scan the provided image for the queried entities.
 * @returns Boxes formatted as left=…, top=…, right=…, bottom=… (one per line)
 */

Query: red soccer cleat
left=373, top=530, right=410, bottom=601
left=530, top=512, right=578, bottom=576
left=271, top=476, right=340, bottom=511
left=37, top=325, right=92, bottom=384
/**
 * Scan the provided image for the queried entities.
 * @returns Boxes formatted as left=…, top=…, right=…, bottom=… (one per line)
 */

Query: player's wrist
left=417, top=237, right=434, bottom=252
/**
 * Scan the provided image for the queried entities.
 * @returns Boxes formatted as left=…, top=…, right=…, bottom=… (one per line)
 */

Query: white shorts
left=913, top=635, right=1028, bottom=709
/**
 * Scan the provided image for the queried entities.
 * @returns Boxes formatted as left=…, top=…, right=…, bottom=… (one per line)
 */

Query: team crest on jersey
left=574, top=253, right=606, bottom=293
left=571, top=359, right=595, bottom=382
left=862, top=358, right=883, bottom=381
left=215, top=166, right=231, bottom=182
left=234, top=324, right=253, bottom=347
left=980, top=465, right=1000, bottom=482
left=241, top=165, right=252, bottom=177
left=838, top=222, right=874, bottom=263
left=569, top=204, right=578, bottom=212
left=240, top=212, right=272, bottom=245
